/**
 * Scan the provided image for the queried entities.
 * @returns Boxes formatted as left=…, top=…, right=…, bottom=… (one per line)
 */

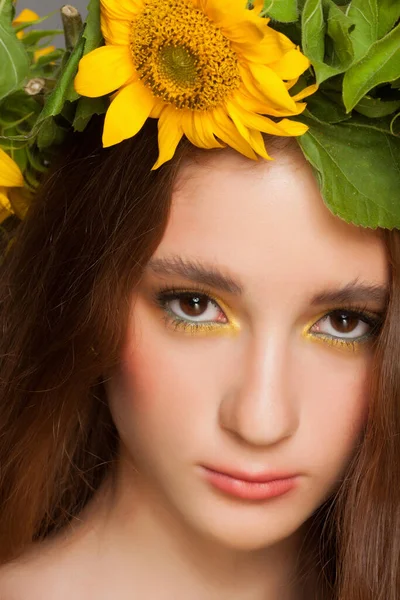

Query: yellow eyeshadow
left=164, top=291, right=241, bottom=337
left=301, top=311, right=367, bottom=354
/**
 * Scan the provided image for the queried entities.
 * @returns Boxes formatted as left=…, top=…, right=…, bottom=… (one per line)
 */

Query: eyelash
left=152, top=285, right=385, bottom=349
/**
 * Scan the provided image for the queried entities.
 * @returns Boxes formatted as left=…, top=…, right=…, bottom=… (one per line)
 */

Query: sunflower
left=0, top=149, right=24, bottom=225
left=75, top=0, right=316, bottom=169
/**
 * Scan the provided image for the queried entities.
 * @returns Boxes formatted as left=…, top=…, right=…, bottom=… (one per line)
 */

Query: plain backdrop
left=20, top=0, right=88, bottom=44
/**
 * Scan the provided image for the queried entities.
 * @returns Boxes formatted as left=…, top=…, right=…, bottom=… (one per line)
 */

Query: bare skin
left=0, top=144, right=389, bottom=599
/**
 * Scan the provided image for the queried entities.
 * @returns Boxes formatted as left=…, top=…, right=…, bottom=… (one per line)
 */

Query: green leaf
left=36, top=117, right=66, bottom=149
left=34, top=34, right=85, bottom=129
left=302, top=0, right=325, bottom=63
left=72, top=96, right=107, bottom=132
left=0, top=0, right=14, bottom=22
left=260, top=0, right=298, bottom=22
left=301, top=0, right=353, bottom=83
left=12, top=11, right=56, bottom=34
left=20, top=29, right=63, bottom=46
left=0, top=0, right=30, bottom=100
left=343, top=22, right=400, bottom=111
left=377, top=0, right=400, bottom=38
left=34, top=48, right=64, bottom=67
left=82, top=0, right=103, bottom=54
left=353, top=95, right=400, bottom=118
left=390, top=112, right=400, bottom=135
left=297, top=113, right=400, bottom=228
left=326, top=2, right=354, bottom=67
left=305, top=90, right=350, bottom=122
left=346, top=0, right=378, bottom=61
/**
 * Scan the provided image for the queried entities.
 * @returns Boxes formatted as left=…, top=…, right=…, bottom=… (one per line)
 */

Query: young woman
left=0, top=1, right=399, bottom=598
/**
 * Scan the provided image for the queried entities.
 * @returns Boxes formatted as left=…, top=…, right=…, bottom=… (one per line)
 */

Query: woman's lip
left=200, top=466, right=299, bottom=501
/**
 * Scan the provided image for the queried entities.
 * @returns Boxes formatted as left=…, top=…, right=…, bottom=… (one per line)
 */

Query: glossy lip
left=200, top=466, right=299, bottom=501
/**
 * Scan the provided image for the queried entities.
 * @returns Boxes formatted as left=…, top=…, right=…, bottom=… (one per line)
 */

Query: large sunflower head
left=75, top=0, right=317, bottom=169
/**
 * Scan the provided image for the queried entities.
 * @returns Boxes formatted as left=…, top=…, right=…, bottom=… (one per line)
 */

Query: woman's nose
left=218, top=333, right=299, bottom=447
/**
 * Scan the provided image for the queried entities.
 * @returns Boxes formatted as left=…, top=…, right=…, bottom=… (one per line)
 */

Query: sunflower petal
left=291, top=83, right=319, bottom=101
left=248, top=63, right=298, bottom=112
left=235, top=27, right=295, bottom=64
left=0, top=189, right=12, bottom=211
left=185, top=112, right=224, bottom=149
left=211, top=107, right=257, bottom=160
left=235, top=88, right=306, bottom=118
left=103, top=81, right=155, bottom=147
left=152, top=107, right=184, bottom=170
left=247, top=129, right=272, bottom=160
left=101, top=13, right=131, bottom=45
left=75, top=45, right=135, bottom=97
left=205, top=0, right=261, bottom=27
left=0, top=190, right=12, bottom=225
left=181, top=111, right=205, bottom=147
left=100, top=0, right=142, bottom=20
left=269, top=49, right=310, bottom=80
left=227, top=100, right=308, bottom=137
left=223, top=102, right=266, bottom=158
left=0, top=149, right=23, bottom=188
left=221, top=21, right=264, bottom=45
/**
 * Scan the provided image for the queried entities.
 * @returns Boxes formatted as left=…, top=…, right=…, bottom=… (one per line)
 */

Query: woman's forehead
left=158, top=149, right=389, bottom=298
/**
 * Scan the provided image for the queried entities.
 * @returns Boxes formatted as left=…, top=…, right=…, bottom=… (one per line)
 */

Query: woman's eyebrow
left=146, top=256, right=243, bottom=295
left=147, top=257, right=389, bottom=307
left=310, top=280, right=389, bottom=308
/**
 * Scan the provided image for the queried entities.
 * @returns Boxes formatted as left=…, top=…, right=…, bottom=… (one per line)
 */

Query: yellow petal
left=291, top=83, right=319, bottom=101
left=0, top=149, right=23, bottom=188
left=152, top=107, right=184, bottom=170
left=269, top=48, right=310, bottom=80
left=181, top=111, right=204, bottom=147
left=181, top=111, right=223, bottom=149
left=227, top=99, right=308, bottom=137
left=8, top=187, right=31, bottom=220
left=103, top=80, right=155, bottom=147
left=248, top=63, right=297, bottom=112
left=0, top=186, right=14, bottom=224
left=75, top=45, right=135, bottom=97
left=101, top=13, right=131, bottom=45
left=235, top=27, right=295, bottom=64
left=13, top=8, right=39, bottom=24
left=223, top=101, right=269, bottom=158
left=100, top=0, right=143, bottom=20
left=221, top=20, right=264, bottom=45
left=34, top=45, right=55, bottom=62
left=211, top=107, right=257, bottom=161
left=247, top=129, right=272, bottom=160
left=0, top=189, right=12, bottom=211
left=204, top=0, right=262, bottom=28
left=235, top=87, right=306, bottom=118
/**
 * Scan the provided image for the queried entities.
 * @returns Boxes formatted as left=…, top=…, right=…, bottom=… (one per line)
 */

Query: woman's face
left=107, top=145, right=389, bottom=551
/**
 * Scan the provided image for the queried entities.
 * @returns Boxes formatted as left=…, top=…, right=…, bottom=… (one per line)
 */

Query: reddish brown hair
left=0, top=118, right=399, bottom=599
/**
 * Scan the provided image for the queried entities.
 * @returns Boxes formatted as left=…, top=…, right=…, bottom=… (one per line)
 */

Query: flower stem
left=61, top=5, right=83, bottom=52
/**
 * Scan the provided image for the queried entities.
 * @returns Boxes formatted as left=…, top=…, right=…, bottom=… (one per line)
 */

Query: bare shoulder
left=0, top=529, right=97, bottom=600
left=0, top=547, right=75, bottom=600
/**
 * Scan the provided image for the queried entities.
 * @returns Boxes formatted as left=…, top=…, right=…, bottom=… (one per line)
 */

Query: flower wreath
left=0, top=0, right=399, bottom=242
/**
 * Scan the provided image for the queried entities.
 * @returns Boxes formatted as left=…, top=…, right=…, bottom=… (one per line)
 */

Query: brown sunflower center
left=130, top=0, right=241, bottom=110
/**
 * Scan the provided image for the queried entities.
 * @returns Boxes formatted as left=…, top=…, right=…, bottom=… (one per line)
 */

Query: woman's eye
left=310, top=309, right=380, bottom=341
left=163, top=292, right=227, bottom=324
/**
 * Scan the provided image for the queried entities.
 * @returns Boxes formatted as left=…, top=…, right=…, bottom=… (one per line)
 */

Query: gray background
left=21, top=0, right=88, bottom=43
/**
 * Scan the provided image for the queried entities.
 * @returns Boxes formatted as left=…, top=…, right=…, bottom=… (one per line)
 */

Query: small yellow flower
left=0, top=149, right=24, bottom=225
left=75, top=0, right=317, bottom=169
left=13, top=8, right=39, bottom=39
left=12, top=8, right=55, bottom=61
left=33, top=45, right=56, bottom=63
